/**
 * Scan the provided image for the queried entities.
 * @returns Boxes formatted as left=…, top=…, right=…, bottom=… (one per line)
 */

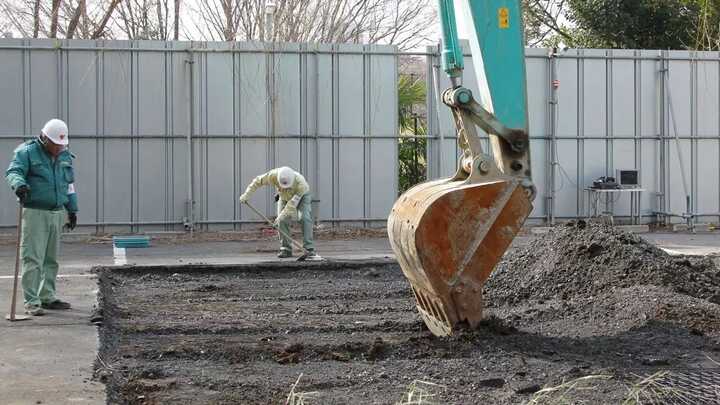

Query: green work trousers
left=20, top=208, right=65, bottom=306
left=278, top=193, right=315, bottom=252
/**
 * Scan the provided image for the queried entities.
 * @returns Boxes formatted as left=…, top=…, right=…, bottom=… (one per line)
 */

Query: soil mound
left=488, top=221, right=720, bottom=303
left=485, top=222, right=720, bottom=334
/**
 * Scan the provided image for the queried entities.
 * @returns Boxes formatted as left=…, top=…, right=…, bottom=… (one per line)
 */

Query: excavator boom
left=388, top=0, right=535, bottom=337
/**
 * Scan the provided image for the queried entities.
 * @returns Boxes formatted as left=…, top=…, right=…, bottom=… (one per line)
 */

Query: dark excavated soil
left=486, top=222, right=720, bottom=336
left=96, top=224, right=720, bottom=404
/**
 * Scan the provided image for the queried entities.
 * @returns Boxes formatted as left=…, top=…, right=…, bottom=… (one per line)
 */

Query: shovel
left=6, top=204, right=30, bottom=321
left=243, top=201, right=325, bottom=262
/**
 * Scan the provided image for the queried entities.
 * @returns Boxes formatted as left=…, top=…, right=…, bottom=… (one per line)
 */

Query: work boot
left=303, top=250, right=323, bottom=261
left=278, top=249, right=293, bottom=258
left=24, top=304, right=45, bottom=316
left=42, top=299, right=72, bottom=310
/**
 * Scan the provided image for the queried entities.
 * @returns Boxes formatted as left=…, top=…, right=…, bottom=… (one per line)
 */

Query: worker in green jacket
left=239, top=167, right=318, bottom=259
left=5, top=119, right=78, bottom=316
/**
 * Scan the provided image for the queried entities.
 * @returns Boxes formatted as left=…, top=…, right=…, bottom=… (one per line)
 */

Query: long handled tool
left=243, top=201, right=324, bottom=261
left=6, top=204, right=30, bottom=321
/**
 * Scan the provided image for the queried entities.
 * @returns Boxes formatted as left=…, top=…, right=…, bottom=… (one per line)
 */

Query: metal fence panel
left=529, top=139, right=547, bottom=218
left=698, top=140, right=720, bottom=215
left=429, top=46, right=720, bottom=224
left=0, top=39, right=398, bottom=230
left=368, top=46, right=398, bottom=220
left=31, top=49, right=60, bottom=130
left=556, top=50, right=578, bottom=139
left=338, top=139, right=365, bottom=219
left=12, top=38, right=719, bottom=228
left=638, top=51, right=660, bottom=214
left=103, top=139, right=132, bottom=223
left=138, top=139, right=167, bottom=222
left=0, top=47, right=24, bottom=135
left=66, top=48, right=98, bottom=136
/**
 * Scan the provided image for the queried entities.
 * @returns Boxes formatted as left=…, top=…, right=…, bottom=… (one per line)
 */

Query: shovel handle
left=243, top=201, right=309, bottom=254
left=8, top=204, right=22, bottom=321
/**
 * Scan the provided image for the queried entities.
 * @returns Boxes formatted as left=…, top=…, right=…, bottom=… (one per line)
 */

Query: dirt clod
left=283, top=343, right=304, bottom=353
left=275, top=352, right=300, bottom=364
left=641, top=358, right=670, bottom=367
left=515, top=383, right=542, bottom=394
left=329, top=352, right=350, bottom=362
left=478, top=378, right=505, bottom=388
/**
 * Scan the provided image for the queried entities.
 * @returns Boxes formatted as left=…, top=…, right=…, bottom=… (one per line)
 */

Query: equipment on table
left=387, top=0, right=535, bottom=336
left=615, top=169, right=640, bottom=188
left=591, top=176, right=619, bottom=190
left=243, top=201, right=325, bottom=262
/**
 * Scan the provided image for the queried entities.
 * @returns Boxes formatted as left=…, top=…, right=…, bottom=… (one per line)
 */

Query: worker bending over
left=239, top=167, right=318, bottom=259
left=5, top=119, right=78, bottom=316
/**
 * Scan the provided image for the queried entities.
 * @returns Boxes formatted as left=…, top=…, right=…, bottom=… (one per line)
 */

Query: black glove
left=66, top=212, right=77, bottom=231
left=15, top=185, right=30, bottom=203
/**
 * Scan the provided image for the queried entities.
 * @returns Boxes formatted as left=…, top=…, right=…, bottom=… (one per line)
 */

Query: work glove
left=273, top=206, right=297, bottom=227
left=15, top=185, right=30, bottom=203
left=238, top=192, right=250, bottom=203
left=66, top=212, right=77, bottom=231
left=273, top=213, right=286, bottom=228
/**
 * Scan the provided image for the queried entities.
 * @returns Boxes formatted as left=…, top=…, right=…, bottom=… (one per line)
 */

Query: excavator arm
left=388, top=0, right=535, bottom=336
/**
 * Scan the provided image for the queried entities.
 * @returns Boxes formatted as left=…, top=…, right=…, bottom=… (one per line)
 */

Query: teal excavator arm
left=387, top=0, right=535, bottom=337
left=437, top=0, right=464, bottom=84
left=437, top=0, right=534, bottom=199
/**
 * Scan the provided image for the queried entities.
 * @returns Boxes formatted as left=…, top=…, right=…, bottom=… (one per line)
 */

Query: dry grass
left=285, top=374, right=318, bottom=405
left=622, top=371, right=690, bottom=405
left=525, top=370, right=719, bottom=405
left=525, top=374, right=612, bottom=405
left=395, top=380, right=446, bottom=405
left=280, top=369, right=720, bottom=405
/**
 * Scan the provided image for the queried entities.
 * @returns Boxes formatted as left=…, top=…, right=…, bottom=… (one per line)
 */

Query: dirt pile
left=485, top=221, right=720, bottom=335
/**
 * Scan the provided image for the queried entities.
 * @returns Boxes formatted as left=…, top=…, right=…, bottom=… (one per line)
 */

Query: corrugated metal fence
left=428, top=47, right=720, bottom=225
left=4, top=39, right=719, bottom=231
left=0, top=39, right=398, bottom=232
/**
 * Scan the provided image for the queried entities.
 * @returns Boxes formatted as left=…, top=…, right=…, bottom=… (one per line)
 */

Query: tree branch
left=66, top=0, right=85, bottom=39
left=92, top=0, right=121, bottom=39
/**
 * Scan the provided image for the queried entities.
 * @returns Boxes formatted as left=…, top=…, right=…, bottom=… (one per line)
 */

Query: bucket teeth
left=411, top=285, right=452, bottom=336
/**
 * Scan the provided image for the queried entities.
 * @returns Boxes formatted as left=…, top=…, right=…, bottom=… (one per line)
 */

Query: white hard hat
left=277, top=166, right=296, bottom=189
left=41, top=119, right=69, bottom=145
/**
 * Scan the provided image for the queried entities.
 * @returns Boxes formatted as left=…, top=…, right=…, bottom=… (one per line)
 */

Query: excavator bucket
left=388, top=0, right=533, bottom=336
left=389, top=178, right=531, bottom=336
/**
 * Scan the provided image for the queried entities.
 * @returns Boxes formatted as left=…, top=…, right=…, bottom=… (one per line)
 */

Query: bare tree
left=190, top=0, right=242, bottom=41
left=1, top=0, right=123, bottom=39
left=173, top=0, right=180, bottom=39
left=92, top=0, right=121, bottom=38
left=114, top=0, right=179, bottom=40
left=190, top=0, right=435, bottom=49
left=157, top=0, right=165, bottom=38
left=32, top=0, right=40, bottom=37
left=523, top=0, right=573, bottom=46
left=2, top=0, right=434, bottom=47
left=49, top=0, right=62, bottom=38
left=65, top=0, right=84, bottom=39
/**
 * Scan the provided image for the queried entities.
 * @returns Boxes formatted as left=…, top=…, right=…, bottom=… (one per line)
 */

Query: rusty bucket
left=388, top=176, right=531, bottom=336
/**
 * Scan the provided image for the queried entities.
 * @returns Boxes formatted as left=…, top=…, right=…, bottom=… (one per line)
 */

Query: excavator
left=388, top=0, right=536, bottom=337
